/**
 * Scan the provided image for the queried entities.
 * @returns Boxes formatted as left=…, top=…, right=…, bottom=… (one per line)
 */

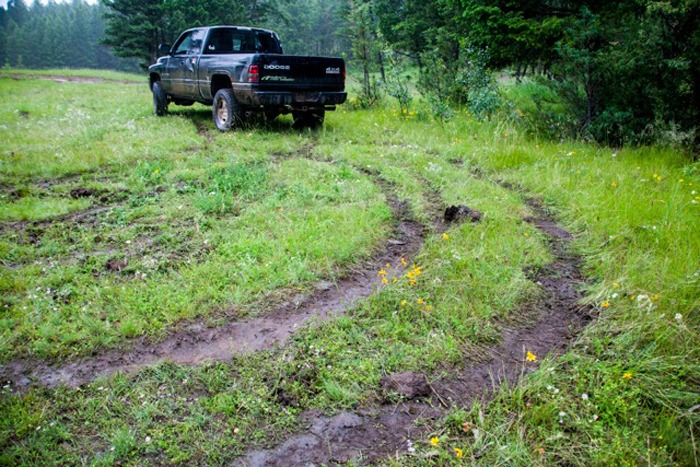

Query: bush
left=417, top=42, right=502, bottom=122
left=554, top=5, right=699, bottom=148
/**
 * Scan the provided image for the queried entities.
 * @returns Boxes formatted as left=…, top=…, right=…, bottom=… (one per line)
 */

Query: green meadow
left=0, top=70, right=698, bottom=465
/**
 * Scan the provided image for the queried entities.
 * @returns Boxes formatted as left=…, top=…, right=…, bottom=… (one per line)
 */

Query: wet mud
left=239, top=189, right=592, bottom=466
left=241, top=404, right=443, bottom=466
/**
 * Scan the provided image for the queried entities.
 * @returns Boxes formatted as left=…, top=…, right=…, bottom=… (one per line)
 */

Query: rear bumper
left=237, top=91, right=347, bottom=107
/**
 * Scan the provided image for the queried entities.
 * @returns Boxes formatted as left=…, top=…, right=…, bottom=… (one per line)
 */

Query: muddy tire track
left=192, top=119, right=214, bottom=145
left=238, top=189, right=592, bottom=466
left=0, top=180, right=430, bottom=391
left=0, top=182, right=133, bottom=234
left=241, top=404, right=443, bottom=466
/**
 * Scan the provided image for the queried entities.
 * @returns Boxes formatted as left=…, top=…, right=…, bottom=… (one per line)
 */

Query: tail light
left=248, top=65, right=259, bottom=83
left=342, top=67, right=346, bottom=84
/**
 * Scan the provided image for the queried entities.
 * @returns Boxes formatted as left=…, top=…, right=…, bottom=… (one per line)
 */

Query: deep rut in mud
left=238, top=189, right=592, bottom=467
left=0, top=187, right=430, bottom=390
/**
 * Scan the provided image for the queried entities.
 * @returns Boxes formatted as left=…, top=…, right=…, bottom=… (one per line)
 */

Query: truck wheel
left=152, top=81, right=168, bottom=116
left=293, top=109, right=325, bottom=129
left=212, top=88, right=242, bottom=131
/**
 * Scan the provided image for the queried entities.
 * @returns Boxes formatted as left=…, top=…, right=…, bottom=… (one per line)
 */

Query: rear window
left=204, top=28, right=282, bottom=54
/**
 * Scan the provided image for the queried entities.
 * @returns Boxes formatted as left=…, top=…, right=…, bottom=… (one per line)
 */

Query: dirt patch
left=444, top=205, right=483, bottom=223
left=2, top=73, right=141, bottom=85
left=69, top=187, right=100, bottom=199
left=380, top=372, right=431, bottom=400
left=105, top=259, right=128, bottom=272
left=239, top=189, right=592, bottom=465
left=192, top=119, right=214, bottom=144
left=240, top=404, right=443, bottom=466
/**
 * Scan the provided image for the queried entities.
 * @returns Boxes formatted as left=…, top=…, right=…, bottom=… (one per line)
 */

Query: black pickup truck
left=148, top=26, right=347, bottom=130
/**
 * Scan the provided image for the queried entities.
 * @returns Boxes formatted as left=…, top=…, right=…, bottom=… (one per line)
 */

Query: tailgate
left=255, top=55, right=345, bottom=91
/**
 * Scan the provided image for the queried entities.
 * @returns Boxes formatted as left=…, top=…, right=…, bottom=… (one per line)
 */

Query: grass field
left=0, top=70, right=698, bottom=465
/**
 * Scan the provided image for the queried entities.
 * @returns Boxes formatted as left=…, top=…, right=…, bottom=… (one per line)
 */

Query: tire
left=152, top=81, right=168, bottom=116
left=212, top=88, right=243, bottom=131
left=292, top=109, right=325, bottom=129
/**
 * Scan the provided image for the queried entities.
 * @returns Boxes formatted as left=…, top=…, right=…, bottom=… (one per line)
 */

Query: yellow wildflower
left=601, top=301, right=611, bottom=308
left=386, top=263, right=391, bottom=268
left=430, top=437, right=439, bottom=446
left=611, top=182, right=618, bottom=187
left=400, top=300, right=407, bottom=306
left=378, top=269, right=387, bottom=277
left=424, top=305, right=432, bottom=311
left=454, top=447, right=463, bottom=458
left=409, top=279, right=417, bottom=286
left=622, top=372, right=633, bottom=380
left=526, top=351, right=537, bottom=362
left=417, top=298, right=424, bottom=305
left=401, top=258, right=408, bottom=267
left=442, top=233, right=449, bottom=240
left=381, top=278, right=389, bottom=285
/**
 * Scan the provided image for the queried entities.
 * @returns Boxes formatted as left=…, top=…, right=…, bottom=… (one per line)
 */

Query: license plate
left=295, top=93, right=320, bottom=103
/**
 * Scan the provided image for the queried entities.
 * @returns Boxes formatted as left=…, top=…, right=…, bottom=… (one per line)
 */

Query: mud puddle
left=0, top=194, right=428, bottom=390
left=241, top=403, right=443, bottom=466
left=239, top=190, right=592, bottom=466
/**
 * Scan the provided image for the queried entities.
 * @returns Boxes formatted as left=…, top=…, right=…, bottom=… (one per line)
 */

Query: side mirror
left=158, top=43, right=171, bottom=56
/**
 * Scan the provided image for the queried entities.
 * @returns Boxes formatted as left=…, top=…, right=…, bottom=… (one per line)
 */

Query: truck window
left=204, top=28, right=281, bottom=54
left=173, top=29, right=205, bottom=55
left=256, top=31, right=282, bottom=54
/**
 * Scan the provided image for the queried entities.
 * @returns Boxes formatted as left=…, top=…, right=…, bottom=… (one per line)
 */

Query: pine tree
left=101, top=0, right=168, bottom=68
